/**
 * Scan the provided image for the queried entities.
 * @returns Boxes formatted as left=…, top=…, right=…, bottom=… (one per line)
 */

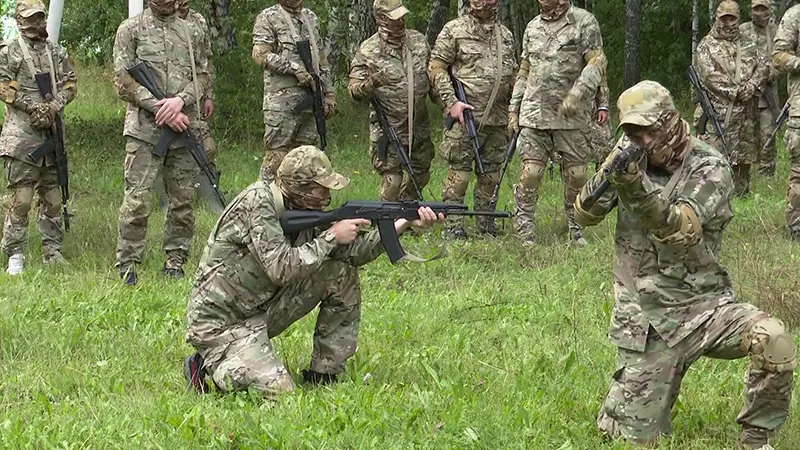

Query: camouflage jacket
left=252, top=5, right=332, bottom=113
left=186, top=9, right=214, bottom=101
left=511, top=6, right=605, bottom=130
left=0, top=37, right=76, bottom=164
left=113, top=9, right=210, bottom=147
left=772, top=6, right=800, bottom=127
left=696, top=29, right=768, bottom=127
left=430, top=14, right=516, bottom=127
left=349, top=30, right=432, bottom=146
left=580, top=137, right=736, bottom=352
left=185, top=181, right=384, bottom=347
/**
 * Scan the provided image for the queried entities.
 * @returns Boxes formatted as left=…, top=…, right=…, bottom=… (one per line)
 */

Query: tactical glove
left=558, top=93, right=581, bottom=120
left=28, top=102, right=52, bottom=129
left=324, top=92, right=337, bottom=119
left=736, top=82, right=756, bottom=101
left=295, top=68, right=315, bottom=91
left=508, top=112, right=519, bottom=135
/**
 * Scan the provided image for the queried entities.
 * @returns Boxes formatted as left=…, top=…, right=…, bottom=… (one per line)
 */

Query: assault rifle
left=280, top=200, right=511, bottom=264
left=687, top=65, right=727, bottom=153
left=485, top=131, right=519, bottom=235
left=371, top=96, right=423, bottom=199
left=762, top=84, right=780, bottom=120
left=127, top=62, right=226, bottom=207
left=580, top=145, right=642, bottom=210
left=30, top=72, right=71, bottom=232
left=444, top=68, right=485, bottom=175
left=291, top=39, right=327, bottom=150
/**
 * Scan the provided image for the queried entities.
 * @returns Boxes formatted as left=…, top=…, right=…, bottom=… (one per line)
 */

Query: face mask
left=641, top=112, right=689, bottom=171
left=470, top=0, right=497, bottom=23
left=539, top=0, right=570, bottom=21
left=177, top=0, right=189, bottom=18
left=279, top=0, right=303, bottom=13
left=377, top=15, right=405, bottom=48
left=752, top=9, right=771, bottom=28
left=149, top=0, right=177, bottom=17
left=280, top=180, right=332, bottom=210
left=17, top=13, right=47, bottom=41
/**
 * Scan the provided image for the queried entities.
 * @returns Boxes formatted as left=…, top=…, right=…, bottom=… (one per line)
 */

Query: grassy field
left=0, top=64, right=798, bottom=449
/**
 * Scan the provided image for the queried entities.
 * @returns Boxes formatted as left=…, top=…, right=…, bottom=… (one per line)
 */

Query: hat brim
left=19, top=9, right=45, bottom=18
left=617, top=114, right=658, bottom=130
left=386, top=5, right=409, bottom=21
left=315, top=171, right=350, bottom=190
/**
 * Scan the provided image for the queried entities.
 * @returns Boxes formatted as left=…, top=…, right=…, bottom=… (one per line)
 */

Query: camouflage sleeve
left=348, top=45, right=373, bottom=101
left=429, top=23, right=458, bottom=110
left=676, top=158, right=733, bottom=227
left=695, top=39, right=737, bottom=101
left=201, top=17, right=214, bottom=100
left=566, top=15, right=605, bottom=104
left=575, top=143, right=621, bottom=227
left=313, top=17, right=334, bottom=95
left=247, top=190, right=339, bottom=286
left=773, top=7, right=800, bottom=74
left=329, top=229, right=385, bottom=267
left=54, top=45, right=77, bottom=109
left=596, top=74, right=609, bottom=110
left=176, top=25, right=211, bottom=109
left=113, top=19, right=158, bottom=114
left=252, top=12, right=301, bottom=75
left=0, top=45, right=32, bottom=110
left=509, top=25, right=530, bottom=115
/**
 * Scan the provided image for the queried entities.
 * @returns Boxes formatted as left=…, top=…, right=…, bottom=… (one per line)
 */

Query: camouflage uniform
left=348, top=0, right=434, bottom=202
left=772, top=4, right=800, bottom=240
left=742, top=0, right=780, bottom=178
left=185, top=147, right=385, bottom=394
left=252, top=2, right=335, bottom=181
left=576, top=81, right=796, bottom=449
left=0, top=0, right=76, bottom=263
left=695, top=1, right=768, bottom=197
left=510, top=4, right=606, bottom=244
left=112, top=4, right=210, bottom=276
left=428, top=1, right=516, bottom=236
left=586, top=80, right=613, bottom=166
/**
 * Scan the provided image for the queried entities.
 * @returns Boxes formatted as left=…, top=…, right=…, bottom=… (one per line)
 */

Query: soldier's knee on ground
left=519, top=162, right=545, bottom=190
left=442, top=169, right=472, bottom=201
left=10, top=187, right=34, bottom=218
left=380, top=173, right=403, bottom=201
left=743, top=316, right=798, bottom=372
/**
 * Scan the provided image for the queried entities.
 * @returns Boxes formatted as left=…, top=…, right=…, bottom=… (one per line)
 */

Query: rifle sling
left=478, top=23, right=502, bottom=132
left=279, top=5, right=319, bottom=73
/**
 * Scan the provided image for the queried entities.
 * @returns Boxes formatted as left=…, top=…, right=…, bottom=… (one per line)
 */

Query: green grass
left=0, top=64, right=799, bottom=449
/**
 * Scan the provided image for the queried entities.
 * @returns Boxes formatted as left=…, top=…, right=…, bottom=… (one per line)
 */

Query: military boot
left=302, top=369, right=338, bottom=385
left=565, top=202, right=587, bottom=247
left=120, top=265, right=138, bottom=286
left=183, top=352, right=211, bottom=393
left=514, top=184, right=538, bottom=246
left=739, top=426, right=772, bottom=450
left=476, top=215, right=497, bottom=237
left=162, top=251, right=186, bottom=280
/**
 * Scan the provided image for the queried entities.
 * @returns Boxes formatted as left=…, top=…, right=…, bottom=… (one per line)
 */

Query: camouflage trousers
left=597, top=302, right=795, bottom=447
left=756, top=107, right=778, bottom=176
left=1, top=157, right=62, bottom=257
left=370, top=122, right=434, bottom=201
left=194, top=260, right=361, bottom=395
left=439, top=124, right=506, bottom=233
left=260, top=111, right=319, bottom=182
left=115, top=137, right=199, bottom=270
left=514, top=127, right=591, bottom=240
left=784, top=128, right=800, bottom=239
left=696, top=103, right=758, bottom=197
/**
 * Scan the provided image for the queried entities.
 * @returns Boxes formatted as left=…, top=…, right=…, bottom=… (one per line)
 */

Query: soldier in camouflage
left=509, top=0, right=607, bottom=247
left=183, top=146, right=441, bottom=395
left=743, top=0, right=780, bottom=178
left=252, top=0, right=336, bottom=182
left=112, top=0, right=211, bottom=285
left=428, top=0, right=516, bottom=238
left=0, top=0, right=77, bottom=275
left=695, top=0, right=768, bottom=197
left=772, top=3, right=800, bottom=241
left=348, top=0, right=434, bottom=202
left=576, top=81, right=796, bottom=450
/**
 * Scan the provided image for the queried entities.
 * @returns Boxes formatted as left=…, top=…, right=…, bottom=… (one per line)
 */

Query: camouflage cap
left=716, top=0, right=739, bottom=18
left=617, top=80, right=676, bottom=128
left=752, top=0, right=771, bottom=8
left=374, top=0, right=410, bottom=20
left=277, top=146, right=350, bottom=190
left=16, top=0, right=45, bottom=18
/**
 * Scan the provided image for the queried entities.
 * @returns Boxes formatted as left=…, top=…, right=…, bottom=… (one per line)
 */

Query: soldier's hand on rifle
left=736, top=82, right=756, bottom=101
left=603, top=148, right=642, bottom=188
left=327, top=218, right=371, bottom=245
left=558, top=93, right=580, bottom=119
left=166, top=112, right=191, bottom=133
left=409, top=207, right=444, bottom=228
left=508, top=112, right=520, bottom=135
left=295, top=68, right=315, bottom=91
left=28, top=102, right=52, bottom=129
left=154, top=97, right=185, bottom=126
left=324, top=92, right=337, bottom=119
left=203, top=98, right=214, bottom=120
left=449, top=101, right=474, bottom=126
left=597, top=109, right=609, bottom=125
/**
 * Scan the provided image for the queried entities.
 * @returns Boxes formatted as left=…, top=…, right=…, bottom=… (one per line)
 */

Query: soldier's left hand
left=558, top=93, right=580, bottom=120
left=410, top=207, right=445, bottom=228
left=323, top=92, right=337, bottom=119
left=155, top=97, right=186, bottom=126
left=606, top=160, right=642, bottom=188
left=597, top=109, right=609, bottom=125
left=203, top=99, right=214, bottom=120
left=736, top=82, right=756, bottom=101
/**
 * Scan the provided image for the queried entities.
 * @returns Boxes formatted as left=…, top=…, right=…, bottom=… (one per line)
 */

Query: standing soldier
left=112, top=0, right=210, bottom=285
left=773, top=2, right=800, bottom=240
left=695, top=0, right=768, bottom=197
left=348, top=0, right=434, bottom=202
left=428, top=0, right=516, bottom=238
left=509, top=0, right=607, bottom=247
left=743, top=0, right=780, bottom=178
left=252, top=0, right=336, bottom=182
left=577, top=80, right=795, bottom=450
left=0, top=0, right=77, bottom=275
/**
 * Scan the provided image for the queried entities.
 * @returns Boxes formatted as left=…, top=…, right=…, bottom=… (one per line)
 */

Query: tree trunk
left=326, top=0, right=348, bottom=76
left=458, top=0, right=468, bottom=16
left=499, top=0, right=511, bottom=28
left=347, top=0, right=375, bottom=60
left=624, top=0, right=642, bottom=89
left=426, top=0, right=451, bottom=46
left=207, top=0, right=236, bottom=54
left=692, top=0, right=700, bottom=65
left=709, top=0, right=716, bottom=26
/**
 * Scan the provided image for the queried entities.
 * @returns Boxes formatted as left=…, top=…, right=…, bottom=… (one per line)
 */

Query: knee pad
left=380, top=173, right=403, bottom=200
left=446, top=169, right=471, bottom=193
left=788, top=184, right=800, bottom=209
left=10, top=187, right=34, bottom=217
left=520, top=162, right=545, bottom=190
left=743, top=317, right=797, bottom=372
left=565, top=164, right=588, bottom=191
